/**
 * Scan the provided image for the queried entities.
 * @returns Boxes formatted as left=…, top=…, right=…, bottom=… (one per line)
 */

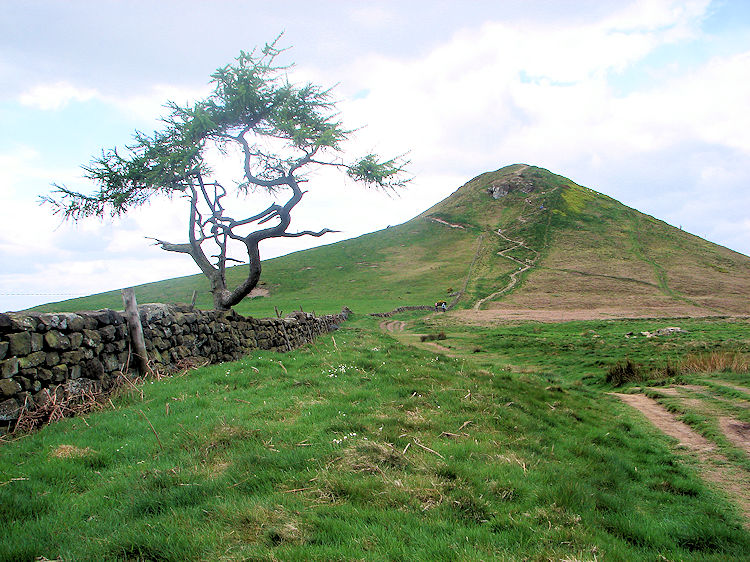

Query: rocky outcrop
left=487, top=174, right=537, bottom=199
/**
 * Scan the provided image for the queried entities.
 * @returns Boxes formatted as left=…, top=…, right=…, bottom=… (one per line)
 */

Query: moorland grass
left=2, top=317, right=749, bottom=560
left=414, top=313, right=750, bottom=470
left=418, top=315, right=750, bottom=385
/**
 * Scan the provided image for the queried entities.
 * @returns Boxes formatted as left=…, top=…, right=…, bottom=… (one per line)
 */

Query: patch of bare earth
left=645, top=387, right=681, bottom=396
left=380, top=320, right=406, bottom=332
left=429, top=217, right=466, bottom=229
left=50, top=445, right=93, bottom=458
left=613, top=393, right=750, bottom=526
left=680, top=384, right=710, bottom=392
left=719, top=418, right=750, bottom=456
left=451, top=307, right=725, bottom=324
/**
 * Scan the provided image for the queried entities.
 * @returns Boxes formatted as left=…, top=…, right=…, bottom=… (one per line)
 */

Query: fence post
left=121, top=288, right=150, bottom=376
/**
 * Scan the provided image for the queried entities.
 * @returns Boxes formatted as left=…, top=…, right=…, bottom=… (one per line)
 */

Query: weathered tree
left=42, top=39, right=409, bottom=310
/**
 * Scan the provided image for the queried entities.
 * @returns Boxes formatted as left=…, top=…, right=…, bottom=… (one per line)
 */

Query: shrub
left=606, top=360, right=643, bottom=386
left=420, top=331, right=447, bottom=342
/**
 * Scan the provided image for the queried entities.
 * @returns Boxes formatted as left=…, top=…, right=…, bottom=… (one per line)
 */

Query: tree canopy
left=43, top=39, right=410, bottom=310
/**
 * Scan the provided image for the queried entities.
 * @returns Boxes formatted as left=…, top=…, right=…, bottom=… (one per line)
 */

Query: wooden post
left=279, top=322, right=293, bottom=352
left=122, top=288, right=150, bottom=376
left=190, top=290, right=197, bottom=309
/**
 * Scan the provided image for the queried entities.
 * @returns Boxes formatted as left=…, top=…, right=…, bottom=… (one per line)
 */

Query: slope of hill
left=446, top=165, right=750, bottom=321
left=31, top=164, right=750, bottom=319
left=32, top=218, right=479, bottom=317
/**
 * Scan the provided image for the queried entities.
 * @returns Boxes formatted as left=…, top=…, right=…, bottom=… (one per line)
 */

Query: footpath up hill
left=32, top=164, right=750, bottom=319
left=423, top=164, right=750, bottom=321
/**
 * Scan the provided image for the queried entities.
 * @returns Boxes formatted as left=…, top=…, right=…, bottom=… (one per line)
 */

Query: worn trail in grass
left=400, top=313, right=750, bottom=528
left=613, top=391, right=750, bottom=525
left=3, top=317, right=750, bottom=560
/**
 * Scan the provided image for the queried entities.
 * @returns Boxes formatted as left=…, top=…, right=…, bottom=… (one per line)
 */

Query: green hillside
left=32, top=164, right=750, bottom=318
left=32, top=219, right=479, bottom=317
left=7, top=165, right=750, bottom=558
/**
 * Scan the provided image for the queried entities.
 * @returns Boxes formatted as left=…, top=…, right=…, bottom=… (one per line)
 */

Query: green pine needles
left=42, top=36, right=410, bottom=310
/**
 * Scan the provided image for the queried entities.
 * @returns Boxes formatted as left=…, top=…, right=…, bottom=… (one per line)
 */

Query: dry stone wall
left=0, top=304, right=349, bottom=428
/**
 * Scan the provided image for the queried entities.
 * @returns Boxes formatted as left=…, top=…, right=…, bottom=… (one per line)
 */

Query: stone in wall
left=0, top=305, right=350, bottom=431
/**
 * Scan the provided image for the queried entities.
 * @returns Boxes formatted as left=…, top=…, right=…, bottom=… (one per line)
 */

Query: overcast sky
left=2, top=0, right=749, bottom=312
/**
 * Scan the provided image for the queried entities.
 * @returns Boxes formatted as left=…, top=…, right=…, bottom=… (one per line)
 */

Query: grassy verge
left=417, top=315, right=750, bottom=384
left=2, top=317, right=749, bottom=560
left=410, top=314, right=750, bottom=472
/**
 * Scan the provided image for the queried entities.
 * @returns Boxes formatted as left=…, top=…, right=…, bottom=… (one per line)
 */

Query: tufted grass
left=2, top=316, right=749, bottom=560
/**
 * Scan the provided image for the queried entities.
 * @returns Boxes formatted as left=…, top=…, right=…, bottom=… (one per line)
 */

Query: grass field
left=2, top=315, right=750, bottom=561
left=9, top=164, right=750, bottom=559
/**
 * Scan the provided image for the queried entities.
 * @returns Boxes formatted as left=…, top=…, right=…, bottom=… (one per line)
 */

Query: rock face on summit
left=487, top=174, right=537, bottom=199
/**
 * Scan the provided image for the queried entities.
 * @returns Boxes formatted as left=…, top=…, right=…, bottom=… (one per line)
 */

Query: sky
left=2, top=0, right=750, bottom=312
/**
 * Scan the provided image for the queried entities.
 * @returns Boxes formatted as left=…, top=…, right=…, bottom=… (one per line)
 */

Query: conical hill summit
left=425, top=164, right=750, bottom=320
left=31, top=164, right=750, bottom=320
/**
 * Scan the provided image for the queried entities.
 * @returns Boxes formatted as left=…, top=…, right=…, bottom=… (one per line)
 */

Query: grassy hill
left=31, top=216, right=479, bottom=317
left=6, top=165, right=750, bottom=559
left=32, top=164, right=750, bottom=320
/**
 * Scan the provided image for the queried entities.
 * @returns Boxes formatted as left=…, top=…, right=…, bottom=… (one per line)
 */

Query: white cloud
left=604, top=0, right=710, bottom=35
left=0, top=146, right=41, bottom=192
left=331, top=0, right=713, bottom=178
left=18, top=78, right=211, bottom=123
left=0, top=146, right=83, bottom=257
left=19, top=81, right=98, bottom=110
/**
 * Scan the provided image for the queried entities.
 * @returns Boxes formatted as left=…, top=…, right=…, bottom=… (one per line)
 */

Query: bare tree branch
left=281, top=228, right=339, bottom=238
left=42, top=40, right=410, bottom=310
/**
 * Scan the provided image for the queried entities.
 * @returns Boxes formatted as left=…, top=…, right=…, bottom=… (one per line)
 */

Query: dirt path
left=428, top=217, right=465, bottom=229
left=613, top=392, right=750, bottom=525
left=378, top=320, right=461, bottom=358
left=423, top=341, right=453, bottom=354
left=474, top=230, right=539, bottom=310
left=380, top=320, right=406, bottom=332
left=654, top=385, right=750, bottom=441
left=642, top=385, right=750, bottom=454
left=613, top=393, right=717, bottom=453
